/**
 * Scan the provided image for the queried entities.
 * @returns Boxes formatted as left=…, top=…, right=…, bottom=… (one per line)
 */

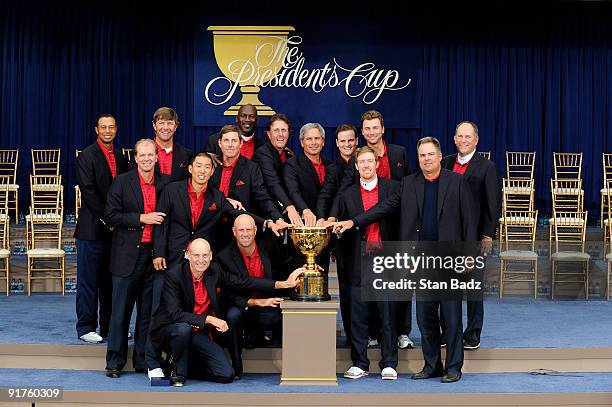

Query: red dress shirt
left=240, top=246, right=265, bottom=279
left=97, top=139, right=117, bottom=178
left=278, top=149, right=287, bottom=163
left=219, top=161, right=236, bottom=197
left=452, top=157, right=471, bottom=175
left=138, top=171, right=156, bottom=243
left=241, top=136, right=255, bottom=159
left=376, top=142, right=391, bottom=179
left=193, top=273, right=211, bottom=316
left=156, top=141, right=173, bottom=175
left=187, top=180, right=206, bottom=228
left=309, top=156, right=326, bottom=185
left=360, top=183, right=382, bottom=252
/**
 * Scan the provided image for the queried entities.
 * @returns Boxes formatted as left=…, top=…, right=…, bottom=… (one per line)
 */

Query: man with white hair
left=149, top=238, right=304, bottom=386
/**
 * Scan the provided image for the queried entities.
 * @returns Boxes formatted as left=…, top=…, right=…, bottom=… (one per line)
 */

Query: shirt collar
left=97, top=138, right=113, bottom=153
left=360, top=176, right=378, bottom=191
left=457, top=150, right=476, bottom=165
left=155, top=140, right=173, bottom=154
left=138, top=170, right=154, bottom=185
left=241, top=134, right=254, bottom=142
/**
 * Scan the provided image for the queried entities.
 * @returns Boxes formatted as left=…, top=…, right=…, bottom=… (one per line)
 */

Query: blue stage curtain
left=1, top=4, right=612, bottom=221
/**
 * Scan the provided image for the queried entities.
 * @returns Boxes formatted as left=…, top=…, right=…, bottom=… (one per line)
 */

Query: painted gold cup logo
left=207, top=25, right=295, bottom=116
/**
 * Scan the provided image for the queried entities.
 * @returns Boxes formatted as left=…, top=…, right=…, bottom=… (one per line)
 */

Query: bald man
left=217, top=214, right=303, bottom=371
left=149, top=238, right=304, bottom=386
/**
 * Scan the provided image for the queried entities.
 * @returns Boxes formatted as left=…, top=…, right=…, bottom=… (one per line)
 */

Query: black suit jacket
left=353, top=169, right=477, bottom=242
left=336, top=178, right=400, bottom=285
left=154, top=141, right=193, bottom=182
left=283, top=153, right=334, bottom=217
left=329, top=143, right=410, bottom=218
left=205, top=132, right=265, bottom=158
left=316, top=156, right=350, bottom=218
left=441, top=153, right=500, bottom=239
left=252, top=140, right=295, bottom=211
left=216, top=238, right=302, bottom=309
left=103, top=169, right=171, bottom=277
left=75, top=142, right=129, bottom=240
left=150, top=261, right=277, bottom=348
left=153, top=180, right=265, bottom=265
left=209, top=155, right=281, bottom=220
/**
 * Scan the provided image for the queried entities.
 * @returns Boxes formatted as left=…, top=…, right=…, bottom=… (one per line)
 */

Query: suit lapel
left=437, top=171, right=450, bottom=219
left=232, top=243, right=250, bottom=278
left=259, top=243, right=273, bottom=279
left=171, top=144, right=180, bottom=177
left=300, top=153, right=322, bottom=187
left=442, top=154, right=457, bottom=171
left=178, top=180, right=192, bottom=227
left=129, top=171, right=145, bottom=213
left=229, top=156, right=247, bottom=195
left=194, top=187, right=214, bottom=231
left=462, top=153, right=480, bottom=180
left=203, top=270, right=218, bottom=315
left=93, top=143, right=113, bottom=180
left=415, top=174, right=424, bottom=219
left=183, top=264, right=196, bottom=311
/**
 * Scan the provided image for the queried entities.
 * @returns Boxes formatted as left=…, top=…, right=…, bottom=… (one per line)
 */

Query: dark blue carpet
left=0, top=369, right=608, bottom=393
left=2, top=294, right=612, bottom=348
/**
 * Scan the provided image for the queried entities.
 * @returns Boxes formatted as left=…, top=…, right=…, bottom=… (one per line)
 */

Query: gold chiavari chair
left=601, top=153, right=612, bottom=227
left=0, top=180, right=10, bottom=295
left=553, top=152, right=582, bottom=180
left=551, top=211, right=589, bottom=300
left=121, top=148, right=134, bottom=163
left=499, top=178, right=535, bottom=240
left=31, top=148, right=61, bottom=176
left=506, top=151, right=536, bottom=181
left=26, top=207, right=65, bottom=295
left=27, top=175, right=63, bottom=249
left=478, top=151, right=492, bottom=160
left=605, top=182, right=612, bottom=299
left=549, top=179, right=583, bottom=259
left=499, top=210, right=538, bottom=298
left=0, top=150, right=19, bottom=223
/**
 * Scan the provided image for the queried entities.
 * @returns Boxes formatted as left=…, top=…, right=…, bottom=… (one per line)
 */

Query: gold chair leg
left=14, top=191, right=18, bottom=225
left=5, top=259, right=9, bottom=296
left=27, top=257, right=31, bottom=296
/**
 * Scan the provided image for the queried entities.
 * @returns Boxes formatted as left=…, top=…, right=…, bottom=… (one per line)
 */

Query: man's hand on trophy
left=275, top=218, right=291, bottom=230
left=153, top=257, right=167, bottom=271
left=333, top=220, right=354, bottom=235
left=227, top=198, right=245, bottom=211
left=316, top=217, right=336, bottom=228
left=267, top=221, right=283, bottom=237
left=302, top=209, right=317, bottom=227
left=205, top=315, right=229, bottom=333
left=275, top=267, right=307, bottom=289
left=286, top=205, right=304, bottom=227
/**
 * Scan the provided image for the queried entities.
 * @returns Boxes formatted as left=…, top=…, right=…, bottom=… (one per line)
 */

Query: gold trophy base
left=223, top=86, right=276, bottom=116
left=291, top=274, right=331, bottom=302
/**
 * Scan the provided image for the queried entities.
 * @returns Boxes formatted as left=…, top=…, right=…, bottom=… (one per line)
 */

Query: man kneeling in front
left=149, top=238, right=304, bottom=386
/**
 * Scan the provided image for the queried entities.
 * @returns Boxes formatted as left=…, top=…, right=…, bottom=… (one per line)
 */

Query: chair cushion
left=499, top=250, right=538, bottom=260
left=548, top=217, right=585, bottom=226
left=551, top=188, right=584, bottom=195
left=31, top=184, right=63, bottom=191
left=26, top=248, right=65, bottom=256
left=0, top=248, right=10, bottom=257
left=498, top=216, right=536, bottom=224
left=26, top=214, right=62, bottom=222
left=551, top=251, right=590, bottom=261
left=502, top=186, right=533, bottom=193
left=3, top=184, right=19, bottom=191
left=601, top=188, right=611, bottom=194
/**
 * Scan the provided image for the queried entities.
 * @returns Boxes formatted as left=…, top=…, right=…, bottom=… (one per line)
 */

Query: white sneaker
left=344, top=366, right=368, bottom=379
left=148, top=368, right=165, bottom=379
left=381, top=367, right=398, bottom=380
left=79, top=332, right=103, bottom=343
left=397, top=334, right=414, bottom=349
left=367, top=338, right=379, bottom=347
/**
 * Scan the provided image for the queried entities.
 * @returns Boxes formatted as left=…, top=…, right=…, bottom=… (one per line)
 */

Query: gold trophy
left=290, top=227, right=331, bottom=301
left=207, top=25, right=295, bottom=116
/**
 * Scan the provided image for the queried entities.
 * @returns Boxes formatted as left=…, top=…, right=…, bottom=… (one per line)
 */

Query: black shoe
left=170, top=375, right=186, bottom=387
left=441, top=371, right=462, bottom=383
left=134, top=367, right=147, bottom=374
left=412, top=369, right=443, bottom=380
left=464, top=339, right=480, bottom=350
left=105, top=368, right=121, bottom=378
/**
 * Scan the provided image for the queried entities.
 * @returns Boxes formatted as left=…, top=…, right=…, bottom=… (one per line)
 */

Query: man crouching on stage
left=149, top=238, right=305, bottom=386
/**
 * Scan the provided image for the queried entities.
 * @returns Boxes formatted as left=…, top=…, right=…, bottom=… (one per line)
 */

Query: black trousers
left=105, top=245, right=154, bottom=371
left=145, top=269, right=167, bottom=370
left=76, top=239, right=112, bottom=338
left=224, top=305, right=281, bottom=372
left=440, top=267, right=485, bottom=343
left=416, top=300, right=463, bottom=374
left=349, top=286, right=398, bottom=371
left=162, top=322, right=234, bottom=383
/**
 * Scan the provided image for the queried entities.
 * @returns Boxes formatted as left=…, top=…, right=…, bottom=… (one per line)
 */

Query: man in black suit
left=149, top=238, right=304, bottom=386
left=252, top=114, right=302, bottom=225
left=441, top=121, right=499, bottom=350
left=75, top=114, right=129, bottom=343
left=152, top=151, right=285, bottom=269
left=315, top=124, right=358, bottom=218
left=209, top=125, right=285, bottom=224
left=205, top=104, right=264, bottom=160
left=216, top=214, right=301, bottom=365
left=336, top=147, right=400, bottom=380
left=335, top=137, right=476, bottom=383
left=103, top=139, right=171, bottom=379
left=152, top=107, right=193, bottom=182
